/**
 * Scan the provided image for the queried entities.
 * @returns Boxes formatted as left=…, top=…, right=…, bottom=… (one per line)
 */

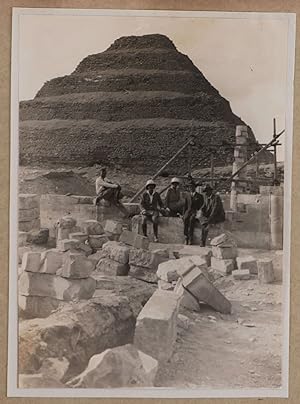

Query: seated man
left=165, top=177, right=185, bottom=217
left=183, top=181, right=204, bottom=245
left=200, top=184, right=225, bottom=246
left=140, top=179, right=163, bottom=242
left=94, top=167, right=128, bottom=217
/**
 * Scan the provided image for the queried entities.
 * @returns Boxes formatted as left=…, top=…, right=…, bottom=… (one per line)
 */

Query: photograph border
left=5, top=5, right=297, bottom=399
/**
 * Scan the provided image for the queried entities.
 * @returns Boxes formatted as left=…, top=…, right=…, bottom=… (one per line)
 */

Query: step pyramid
left=19, top=34, right=270, bottom=173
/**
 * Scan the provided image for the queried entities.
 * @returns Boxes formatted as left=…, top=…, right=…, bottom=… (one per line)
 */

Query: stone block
left=272, top=251, right=283, bottom=282
left=57, top=238, right=80, bottom=252
left=19, top=208, right=39, bottom=222
left=174, top=279, right=200, bottom=312
left=69, top=232, right=89, bottom=243
left=132, top=234, right=150, bottom=250
left=56, top=216, right=77, bottom=229
left=152, top=249, right=169, bottom=259
left=78, top=242, right=93, bottom=256
left=18, top=295, right=60, bottom=318
left=88, top=250, right=108, bottom=265
left=119, top=231, right=150, bottom=250
left=236, top=256, right=258, bottom=274
left=18, top=246, right=31, bottom=264
left=57, top=254, right=95, bottom=279
left=156, top=260, right=182, bottom=282
left=21, top=251, right=41, bottom=272
left=19, top=194, right=39, bottom=210
left=258, top=259, right=275, bottom=284
left=186, top=256, right=208, bottom=274
left=119, top=230, right=135, bottom=246
left=57, top=228, right=70, bottom=241
left=210, top=233, right=228, bottom=246
left=212, top=245, right=237, bottom=259
left=177, top=246, right=212, bottom=266
left=18, top=231, right=28, bottom=247
left=88, top=235, right=109, bottom=249
left=90, top=272, right=116, bottom=289
left=27, top=228, right=49, bottom=245
left=181, top=267, right=231, bottom=314
left=67, top=344, right=157, bottom=388
left=19, top=374, right=64, bottom=388
left=19, top=219, right=40, bottom=232
left=105, top=232, right=121, bottom=241
left=104, top=220, right=123, bottom=235
left=102, top=241, right=130, bottom=264
left=82, top=220, right=104, bottom=235
left=129, top=265, right=158, bottom=283
left=129, top=248, right=168, bottom=270
left=97, top=258, right=129, bottom=276
left=40, top=249, right=64, bottom=274
left=211, top=257, right=235, bottom=274
left=138, top=350, right=158, bottom=383
left=233, top=269, right=251, bottom=280
left=158, top=279, right=174, bottom=291
left=134, top=290, right=180, bottom=362
left=19, top=271, right=96, bottom=301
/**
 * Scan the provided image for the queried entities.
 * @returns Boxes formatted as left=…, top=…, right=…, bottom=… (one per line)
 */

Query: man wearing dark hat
left=183, top=181, right=204, bottom=245
left=200, top=184, right=225, bottom=246
left=140, top=179, right=164, bottom=242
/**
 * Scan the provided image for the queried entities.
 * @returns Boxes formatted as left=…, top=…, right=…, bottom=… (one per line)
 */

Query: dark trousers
left=183, top=212, right=197, bottom=241
left=142, top=211, right=159, bottom=238
left=168, top=200, right=185, bottom=216
left=201, top=223, right=209, bottom=246
left=95, top=187, right=128, bottom=217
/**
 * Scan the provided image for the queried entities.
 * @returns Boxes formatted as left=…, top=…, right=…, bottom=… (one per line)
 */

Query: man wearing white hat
left=165, top=177, right=185, bottom=217
left=140, top=179, right=164, bottom=242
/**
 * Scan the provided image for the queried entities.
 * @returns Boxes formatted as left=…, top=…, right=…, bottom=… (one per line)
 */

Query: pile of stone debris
left=17, top=220, right=276, bottom=389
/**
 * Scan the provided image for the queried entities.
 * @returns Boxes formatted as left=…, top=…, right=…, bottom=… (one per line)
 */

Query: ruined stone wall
left=37, top=192, right=283, bottom=249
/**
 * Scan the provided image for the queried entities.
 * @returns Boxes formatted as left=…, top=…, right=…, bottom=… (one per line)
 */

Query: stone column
left=230, top=126, right=248, bottom=211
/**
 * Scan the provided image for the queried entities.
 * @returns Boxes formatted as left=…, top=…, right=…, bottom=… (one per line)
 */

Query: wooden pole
left=210, top=152, right=214, bottom=187
left=217, top=128, right=285, bottom=190
left=129, top=138, right=193, bottom=202
left=188, top=143, right=192, bottom=176
left=273, top=118, right=278, bottom=183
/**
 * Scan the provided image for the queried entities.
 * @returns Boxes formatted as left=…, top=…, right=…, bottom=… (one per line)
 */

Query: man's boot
left=185, top=236, right=189, bottom=245
left=153, top=223, right=158, bottom=243
left=142, top=222, right=147, bottom=238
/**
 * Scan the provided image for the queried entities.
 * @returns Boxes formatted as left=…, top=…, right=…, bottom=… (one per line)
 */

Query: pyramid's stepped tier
left=35, top=70, right=218, bottom=98
left=74, top=48, right=201, bottom=74
left=19, top=34, right=272, bottom=171
left=20, top=119, right=240, bottom=172
left=20, top=91, right=235, bottom=123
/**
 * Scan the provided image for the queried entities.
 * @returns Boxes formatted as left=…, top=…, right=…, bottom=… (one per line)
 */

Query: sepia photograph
left=8, top=8, right=295, bottom=398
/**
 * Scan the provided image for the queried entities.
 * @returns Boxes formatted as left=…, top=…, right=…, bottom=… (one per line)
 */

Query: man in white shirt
left=94, top=167, right=128, bottom=217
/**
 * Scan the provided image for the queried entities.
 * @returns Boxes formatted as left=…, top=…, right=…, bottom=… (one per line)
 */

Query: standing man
left=201, top=184, right=225, bottom=246
left=165, top=177, right=185, bottom=217
left=94, top=167, right=128, bottom=217
left=183, top=181, right=204, bottom=245
left=140, top=179, right=163, bottom=242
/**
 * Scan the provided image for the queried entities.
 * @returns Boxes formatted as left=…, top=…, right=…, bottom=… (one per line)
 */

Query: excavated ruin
left=19, top=34, right=271, bottom=173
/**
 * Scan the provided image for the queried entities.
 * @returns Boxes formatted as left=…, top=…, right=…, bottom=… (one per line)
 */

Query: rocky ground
left=157, top=277, right=282, bottom=389
left=18, top=236, right=283, bottom=390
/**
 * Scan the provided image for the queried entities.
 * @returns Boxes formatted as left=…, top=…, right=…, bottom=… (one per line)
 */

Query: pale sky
left=18, top=12, right=291, bottom=161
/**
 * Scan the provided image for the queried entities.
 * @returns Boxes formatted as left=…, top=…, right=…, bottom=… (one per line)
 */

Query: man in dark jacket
left=200, top=184, right=225, bottom=246
left=183, top=181, right=204, bottom=245
left=140, top=179, right=164, bottom=242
